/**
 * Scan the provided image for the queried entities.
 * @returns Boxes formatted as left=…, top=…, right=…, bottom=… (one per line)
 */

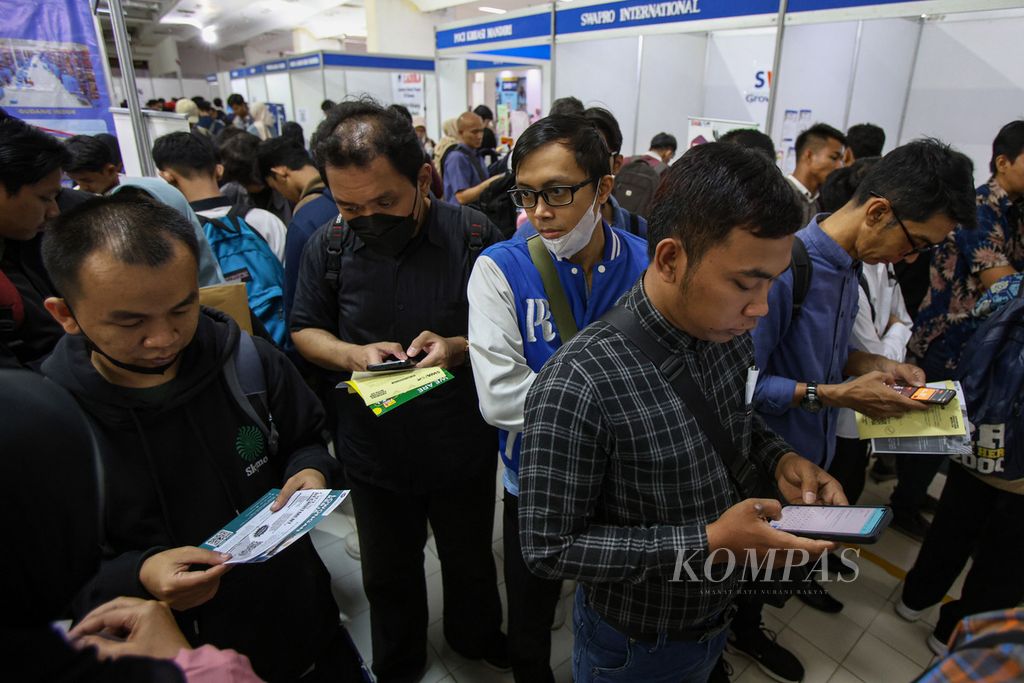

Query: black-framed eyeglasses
left=869, top=191, right=939, bottom=254
left=507, top=178, right=596, bottom=209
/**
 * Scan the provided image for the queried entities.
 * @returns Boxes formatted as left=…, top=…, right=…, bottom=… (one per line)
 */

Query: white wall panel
left=635, top=32, right=707, bottom=156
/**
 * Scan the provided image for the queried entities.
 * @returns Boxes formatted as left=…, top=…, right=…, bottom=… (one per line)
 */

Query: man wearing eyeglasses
left=467, top=115, right=649, bottom=683
left=733, top=139, right=976, bottom=679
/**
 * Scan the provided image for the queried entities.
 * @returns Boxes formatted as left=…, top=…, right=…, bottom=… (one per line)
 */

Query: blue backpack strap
left=224, top=332, right=279, bottom=456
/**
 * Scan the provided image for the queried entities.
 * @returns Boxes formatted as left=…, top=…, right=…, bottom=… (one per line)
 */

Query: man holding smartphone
left=290, top=100, right=509, bottom=682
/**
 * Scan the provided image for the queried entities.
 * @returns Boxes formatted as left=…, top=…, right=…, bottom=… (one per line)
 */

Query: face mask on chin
left=347, top=186, right=421, bottom=258
left=66, top=304, right=180, bottom=376
left=539, top=193, right=601, bottom=261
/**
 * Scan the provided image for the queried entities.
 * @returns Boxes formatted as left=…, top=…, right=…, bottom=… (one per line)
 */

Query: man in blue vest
left=468, top=114, right=649, bottom=683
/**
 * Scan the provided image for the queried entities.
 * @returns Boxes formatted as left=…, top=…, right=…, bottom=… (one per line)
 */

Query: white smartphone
left=769, top=505, right=892, bottom=544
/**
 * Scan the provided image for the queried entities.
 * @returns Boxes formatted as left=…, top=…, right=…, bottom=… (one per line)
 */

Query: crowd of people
left=1, top=89, right=1023, bottom=683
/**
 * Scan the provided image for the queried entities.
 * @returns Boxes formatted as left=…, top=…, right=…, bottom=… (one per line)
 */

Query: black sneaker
left=796, top=579, right=844, bottom=614
left=708, top=654, right=734, bottom=683
left=728, top=624, right=804, bottom=683
left=891, top=511, right=931, bottom=543
left=480, top=632, right=512, bottom=672
left=825, top=551, right=857, bottom=578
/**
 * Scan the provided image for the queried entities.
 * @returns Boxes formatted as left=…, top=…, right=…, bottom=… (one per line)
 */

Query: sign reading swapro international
left=556, top=0, right=778, bottom=35
left=436, top=12, right=552, bottom=50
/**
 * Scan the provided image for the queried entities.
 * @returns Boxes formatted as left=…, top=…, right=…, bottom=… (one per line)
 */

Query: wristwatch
left=801, top=382, right=822, bottom=413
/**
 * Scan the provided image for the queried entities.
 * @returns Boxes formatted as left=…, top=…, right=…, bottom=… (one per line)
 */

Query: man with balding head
left=443, top=111, right=500, bottom=204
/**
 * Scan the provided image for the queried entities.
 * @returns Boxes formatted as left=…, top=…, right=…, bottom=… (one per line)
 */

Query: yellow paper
left=344, top=367, right=451, bottom=407
left=856, top=380, right=966, bottom=440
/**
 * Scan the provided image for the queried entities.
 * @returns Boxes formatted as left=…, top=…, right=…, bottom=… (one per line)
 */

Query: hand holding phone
left=366, top=358, right=417, bottom=372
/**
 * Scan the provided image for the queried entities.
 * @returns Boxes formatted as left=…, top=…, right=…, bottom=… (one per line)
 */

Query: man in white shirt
left=152, top=132, right=287, bottom=262
left=787, top=123, right=847, bottom=226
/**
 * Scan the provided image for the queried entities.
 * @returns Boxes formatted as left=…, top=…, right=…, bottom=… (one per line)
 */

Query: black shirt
left=0, top=235, right=64, bottom=369
left=290, top=199, right=502, bottom=492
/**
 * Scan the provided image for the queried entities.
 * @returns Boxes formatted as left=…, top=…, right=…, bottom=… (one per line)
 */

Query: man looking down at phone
left=518, top=142, right=847, bottom=683
left=37, top=193, right=364, bottom=682
left=742, top=140, right=976, bottom=653
left=290, top=99, right=509, bottom=682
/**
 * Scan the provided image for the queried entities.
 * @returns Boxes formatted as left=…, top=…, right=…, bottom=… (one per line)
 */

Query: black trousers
left=349, top=459, right=503, bottom=683
left=902, top=464, right=1024, bottom=641
left=829, top=437, right=869, bottom=505
left=503, top=490, right=562, bottom=683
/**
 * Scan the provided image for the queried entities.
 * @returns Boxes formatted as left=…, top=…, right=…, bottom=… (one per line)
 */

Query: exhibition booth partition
left=435, top=0, right=1024, bottom=183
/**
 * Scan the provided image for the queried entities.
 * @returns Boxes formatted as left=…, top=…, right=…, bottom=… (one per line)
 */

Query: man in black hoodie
left=39, top=192, right=362, bottom=682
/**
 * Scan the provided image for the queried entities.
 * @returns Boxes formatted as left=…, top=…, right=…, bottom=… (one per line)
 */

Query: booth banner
left=556, top=0, right=778, bottom=35
left=687, top=116, right=758, bottom=148
left=392, top=73, right=426, bottom=118
left=436, top=12, right=552, bottom=50
left=0, top=0, right=112, bottom=136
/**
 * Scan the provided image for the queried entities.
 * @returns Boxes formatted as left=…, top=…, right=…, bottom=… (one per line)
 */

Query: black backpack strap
left=790, top=237, right=812, bottom=323
left=223, top=332, right=279, bottom=456
left=324, top=215, right=347, bottom=289
left=629, top=211, right=640, bottom=236
left=857, top=271, right=876, bottom=324
left=465, top=216, right=485, bottom=260
left=601, top=305, right=770, bottom=500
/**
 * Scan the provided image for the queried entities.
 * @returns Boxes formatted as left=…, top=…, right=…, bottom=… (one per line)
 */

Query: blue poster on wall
left=0, top=0, right=112, bottom=136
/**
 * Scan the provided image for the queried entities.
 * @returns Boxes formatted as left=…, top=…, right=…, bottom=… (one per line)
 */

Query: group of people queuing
left=1, top=88, right=1023, bottom=683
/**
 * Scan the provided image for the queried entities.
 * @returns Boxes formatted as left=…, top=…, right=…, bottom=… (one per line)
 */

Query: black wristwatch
left=801, top=382, right=822, bottom=413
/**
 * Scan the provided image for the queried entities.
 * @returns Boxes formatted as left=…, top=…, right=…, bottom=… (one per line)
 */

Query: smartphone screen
left=891, top=385, right=956, bottom=405
left=770, top=505, right=889, bottom=539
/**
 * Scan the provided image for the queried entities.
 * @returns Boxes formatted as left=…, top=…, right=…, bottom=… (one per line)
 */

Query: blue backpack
left=202, top=207, right=288, bottom=347
left=954, top=283, right=1024, bottom=481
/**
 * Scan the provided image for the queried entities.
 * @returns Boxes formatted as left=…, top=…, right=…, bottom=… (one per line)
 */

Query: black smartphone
left=769, top=505, right=892, bottom=544
left=891, top=385, right=956, bottom=405
left=366, top=358, right=417, bottom=372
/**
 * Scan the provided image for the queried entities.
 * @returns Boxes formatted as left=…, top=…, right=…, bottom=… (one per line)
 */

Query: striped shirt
left=519, top=278, right=793, bottom=633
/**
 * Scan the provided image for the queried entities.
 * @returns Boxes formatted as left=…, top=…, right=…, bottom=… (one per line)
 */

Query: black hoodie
left=42, top=308, right=341, bottom=682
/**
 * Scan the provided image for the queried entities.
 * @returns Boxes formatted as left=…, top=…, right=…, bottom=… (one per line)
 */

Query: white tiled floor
left=311, top=466, right=967, bottom=682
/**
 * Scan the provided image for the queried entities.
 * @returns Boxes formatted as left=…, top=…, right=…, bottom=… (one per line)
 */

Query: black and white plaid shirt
left=519, top=278, right=794, bottom=633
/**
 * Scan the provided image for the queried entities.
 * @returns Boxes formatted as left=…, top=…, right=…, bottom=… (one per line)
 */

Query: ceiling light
left=201, top=26, right=218, bottom=44
left=478, top=6, right=507, bottom=14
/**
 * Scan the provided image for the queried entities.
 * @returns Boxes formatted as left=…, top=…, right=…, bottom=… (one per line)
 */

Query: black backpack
left=476, top=170, right=518, bottom=240
left=789, top=236, right=813, bottom=323
left=612, top=158, right=661, bottom=218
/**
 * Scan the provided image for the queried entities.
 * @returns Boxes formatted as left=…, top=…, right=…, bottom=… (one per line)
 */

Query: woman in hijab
left=1, top=369, right=263, bottom=682
left=247, top=103, right=277, bottom=142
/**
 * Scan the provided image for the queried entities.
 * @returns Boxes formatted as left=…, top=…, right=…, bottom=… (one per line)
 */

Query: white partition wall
left=292, top=68, right=326, bottom=139
left=437, top=57, right=469, bottom=129
left=555, top=36, right=640, bottom=155
left=901, top=11, right=1024, bottom=186
left=324, top=69, right=347, bottom=103
left=634, top=32, right=707, bottom=156
left=345, top=70, right=393, bottom=102
left=703, top=28, right=777, bottom=127
left=229, top=78, right=248, bottom=100
left=265, top=72, right=294, bottom=121
left=246, top=76, right=269, bottom=104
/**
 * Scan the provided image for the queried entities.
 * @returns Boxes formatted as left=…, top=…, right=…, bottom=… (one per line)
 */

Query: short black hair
left=649, top=133, right=677, bottom=153
left=218, top=131, right=263, bottom=187
left=226, top=93, right=246, bottom=108
left=646, top=142, right=802, bottom=263
left=853, top=138, right=976, bottom=228
left=473, top=105, right=494, bottom=122
left=257, top=136, right=314, bottom=180
left=583, top=107, right=623, bottom=155
left=718, top=128, right=776, bottom=160
left=550, top=96, right=584, bottom=117
left=0, top=117, right=70, bottom=196
left=152, top=131, right=219, bottom=178
left=42, top=192, right=199, bottom=302
left=990, top=120, right=1024, bottom=175
left=215, top=125, right=246, bottom=148
left=819, top=156, right=880, bottom=213
left=64, top=135, right=115, bottom=174
left=213, top=97, right=224, bottom=108
left=389, top=104, right=413, bottom=126
left=312, top=97, right=424, bottom=186
left=511, top=115, right=610, bottom=192
left=280, top=121, right=305, bottom=149
left=846, top=123, right=885, bottom=159
left=795, top=123, right=847, bottom=159
left=321, top=99, right=336, bottom=113
left=94, top=133, right=123, bottom=168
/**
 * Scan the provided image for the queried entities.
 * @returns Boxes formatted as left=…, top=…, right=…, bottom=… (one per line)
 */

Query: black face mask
left=67, top=305, right=180, bottom=376
left=348, top=187, right=421, bottom=258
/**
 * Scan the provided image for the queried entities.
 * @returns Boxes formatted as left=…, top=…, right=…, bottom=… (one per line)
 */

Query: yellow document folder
left=856, top=380, right=966, bottom=440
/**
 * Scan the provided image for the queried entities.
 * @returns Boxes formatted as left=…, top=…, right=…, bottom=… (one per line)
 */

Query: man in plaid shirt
left=519, top=143, right=848, bottom=683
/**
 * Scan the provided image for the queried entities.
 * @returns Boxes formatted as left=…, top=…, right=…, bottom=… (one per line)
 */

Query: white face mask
left=540, top=194, right=601, bottom=261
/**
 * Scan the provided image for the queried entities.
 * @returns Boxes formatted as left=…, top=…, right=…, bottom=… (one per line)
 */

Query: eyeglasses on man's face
left=508, top=178, right=596, bottom=209
left=869, top=191, right=940, bottom=254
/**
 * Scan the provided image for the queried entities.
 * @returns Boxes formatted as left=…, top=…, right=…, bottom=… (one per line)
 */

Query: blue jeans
left=572, top=587, right=728, bottom=683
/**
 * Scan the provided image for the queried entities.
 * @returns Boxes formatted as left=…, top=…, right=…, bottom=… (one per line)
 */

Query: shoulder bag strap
left=527, top=234, right=578, bottom=343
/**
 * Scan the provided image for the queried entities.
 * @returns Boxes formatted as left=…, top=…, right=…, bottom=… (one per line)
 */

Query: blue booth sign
left=556, top=0, right=779, bottom=35
left=436, top=12, right=552, bottom=50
